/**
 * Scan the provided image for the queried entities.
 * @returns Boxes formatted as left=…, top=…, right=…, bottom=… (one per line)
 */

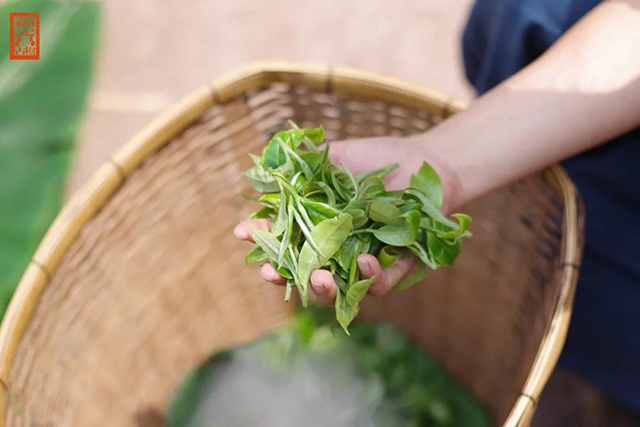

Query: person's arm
left=235, top=0, right=640, bottom=302
left=429, top=0, right=640, bottom=210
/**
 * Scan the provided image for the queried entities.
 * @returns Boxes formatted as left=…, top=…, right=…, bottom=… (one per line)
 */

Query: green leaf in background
left=0, top=0, right=100, bottom=317
left=166, top=309, right=492, bottom=427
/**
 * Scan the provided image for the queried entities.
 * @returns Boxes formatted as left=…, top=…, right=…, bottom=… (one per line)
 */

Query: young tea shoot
left=244, top=124, right=471, bottom=332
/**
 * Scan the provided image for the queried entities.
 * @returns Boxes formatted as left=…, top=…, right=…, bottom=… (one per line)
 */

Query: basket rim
left=0, top=61, right=583, bottom=426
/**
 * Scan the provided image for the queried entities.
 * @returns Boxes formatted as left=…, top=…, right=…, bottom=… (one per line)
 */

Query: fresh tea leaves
left=166, top=309, right=491, bottom=427
left=244, top=125, right=472, bottom=332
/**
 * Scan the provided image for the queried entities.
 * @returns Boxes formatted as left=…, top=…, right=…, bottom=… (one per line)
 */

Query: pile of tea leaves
left=244, top=124, right=471, bottom=332
left=166, top=309, right=491, bottom=427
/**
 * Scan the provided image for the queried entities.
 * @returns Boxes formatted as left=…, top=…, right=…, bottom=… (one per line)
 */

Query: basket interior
left=6, top=82, right=571, bottom=426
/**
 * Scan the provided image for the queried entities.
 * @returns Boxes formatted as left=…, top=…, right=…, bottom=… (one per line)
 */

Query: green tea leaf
left=360, top=176, right=386, bottom=198
left=408, top=240, right=438, bottom=269
left=346, top=209, right=368, bottom=228
left=368, top=200, right=403, bottom=224
left=298, top=214, right=353, bottom=304
left=301, top=126, right=325, bottom=144
left=301, top=200, right=341, bottom=224
left=258, top=193, right=281, bottom=208
left=410, top=161, right=443, bottom=208
left=337, top=235, right=361, bottom=272
left=370, top=211, right=419, bottom=247
left=293, top=207, right=323, bottom=257
left=348, top=252, right=359, bottom=287
left=330, top=169, right=351, bottom=202
left=406, top=188, right=458, bottom=229
left=427, top=234, right=461, bottom=266
left=262, top=136, right=287, bottom=168
left=335, top=290, right=358, bottom=334
left=438, top=213, right=472, bottom=240
left=277, top=137, right=314, bottom=180
left=285, top=280, right=294, bottom=301
left=243, top=129, right=472, bottom=327
left=292, top=197, right=314, bottom=227
left=271, top=189, right=288, bottom=236
left=377, top=246, right=399, bottom=269
left=401, top=210, right=421, bottom=239
left=250, top=229, right=281, bottom=261
left=286, top=122, right=325, bottom=145
left=277, top=202, right=295, bottom=266
left=249, top=206, right=275, bottom=219
left=347, top=276, right=376, bottom=306
left=396, top=261, right=427, bottom=290
left=245, top=247, right=267, bottom=264
left=275, top=263, right=294, bottom=279
left=333, top=269, right=348, bottom=294
left=300, top=151, right=323, bottom=172
left=355, top=163, right=399, bottom=182
left=245, top=165, right=279, bottom=193
left=315, top=181, right=336, bottom=206
left=371, top=224, right=416, bottom=246
left=342, top=166, right=359, bottom=201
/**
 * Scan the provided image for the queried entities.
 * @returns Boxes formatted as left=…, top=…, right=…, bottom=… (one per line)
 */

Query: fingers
left=233, top=218, right=271, bottom=242
left=309, top=269, right=338, bottom=304
left=358, top=254, right=415, bottom=297
left=236, top=219, right=413, bottom=300
left=259, top=265, right=337, bottom=303
left=260, top=263, right=287, bottom=286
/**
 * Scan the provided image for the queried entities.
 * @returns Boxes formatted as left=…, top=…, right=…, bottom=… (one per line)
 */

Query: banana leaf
left=0, top=0, right=101, bottom=316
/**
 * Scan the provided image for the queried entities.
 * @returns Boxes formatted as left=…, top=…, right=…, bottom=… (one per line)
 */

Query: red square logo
left=10, top=13, right=40, bottom=60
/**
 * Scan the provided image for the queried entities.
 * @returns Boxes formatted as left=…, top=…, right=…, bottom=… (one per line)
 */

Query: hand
left=234, top=135, right=460, bottom=303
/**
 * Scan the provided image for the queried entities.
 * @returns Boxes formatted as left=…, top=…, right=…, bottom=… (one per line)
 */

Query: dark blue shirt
left=463, top=0, right=640, bottom=412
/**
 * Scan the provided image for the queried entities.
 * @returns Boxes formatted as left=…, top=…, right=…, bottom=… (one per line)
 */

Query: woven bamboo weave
left=0, top=63, right=584, bottom=426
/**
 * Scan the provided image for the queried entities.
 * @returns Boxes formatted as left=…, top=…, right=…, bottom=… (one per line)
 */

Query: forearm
left=426, top=0, right=640, bottom=209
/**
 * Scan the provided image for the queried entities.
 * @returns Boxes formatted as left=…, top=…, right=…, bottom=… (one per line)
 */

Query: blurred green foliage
left=167, top=308, right=491, bottom=427
left=0, top=0, right=100, bottom=316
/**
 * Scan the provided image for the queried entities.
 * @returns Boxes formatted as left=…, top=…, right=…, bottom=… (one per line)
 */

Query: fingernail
left=260, top=266, right=277, bottom=282
left=233, top=225, right=249, bottom=239
left=358, top=258, right=372, bottom=277
left=310, top=277, right=326, bottom=294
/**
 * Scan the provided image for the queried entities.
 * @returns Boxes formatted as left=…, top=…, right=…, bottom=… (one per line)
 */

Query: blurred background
left=70, top=0, right=475, bottom=193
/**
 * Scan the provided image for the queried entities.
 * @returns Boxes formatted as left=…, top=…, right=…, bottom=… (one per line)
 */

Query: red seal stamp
left=10, top=13, right=40, bottom=60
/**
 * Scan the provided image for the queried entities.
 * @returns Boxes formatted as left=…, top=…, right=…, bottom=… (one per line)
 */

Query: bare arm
left=235, top=0, right=640, bottom=301
left=429, top=0, right=640, bottom=210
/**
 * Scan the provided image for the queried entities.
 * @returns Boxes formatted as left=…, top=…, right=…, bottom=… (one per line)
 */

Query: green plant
left=0, top=0, right=100, bottom=317
left=166, top=309, right=491, bottom=427
left=244, top=124, right=471, bottom=332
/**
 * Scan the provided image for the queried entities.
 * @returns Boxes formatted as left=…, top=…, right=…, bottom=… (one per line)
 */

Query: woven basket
left=0, top=63, right=584, bottom=426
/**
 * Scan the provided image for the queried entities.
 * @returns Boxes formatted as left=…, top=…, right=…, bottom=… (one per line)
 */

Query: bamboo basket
left=0, top=62, right=583, bottom=426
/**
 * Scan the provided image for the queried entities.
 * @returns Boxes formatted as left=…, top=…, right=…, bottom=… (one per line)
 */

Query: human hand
left=234, top=135, right=461, bottom=303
